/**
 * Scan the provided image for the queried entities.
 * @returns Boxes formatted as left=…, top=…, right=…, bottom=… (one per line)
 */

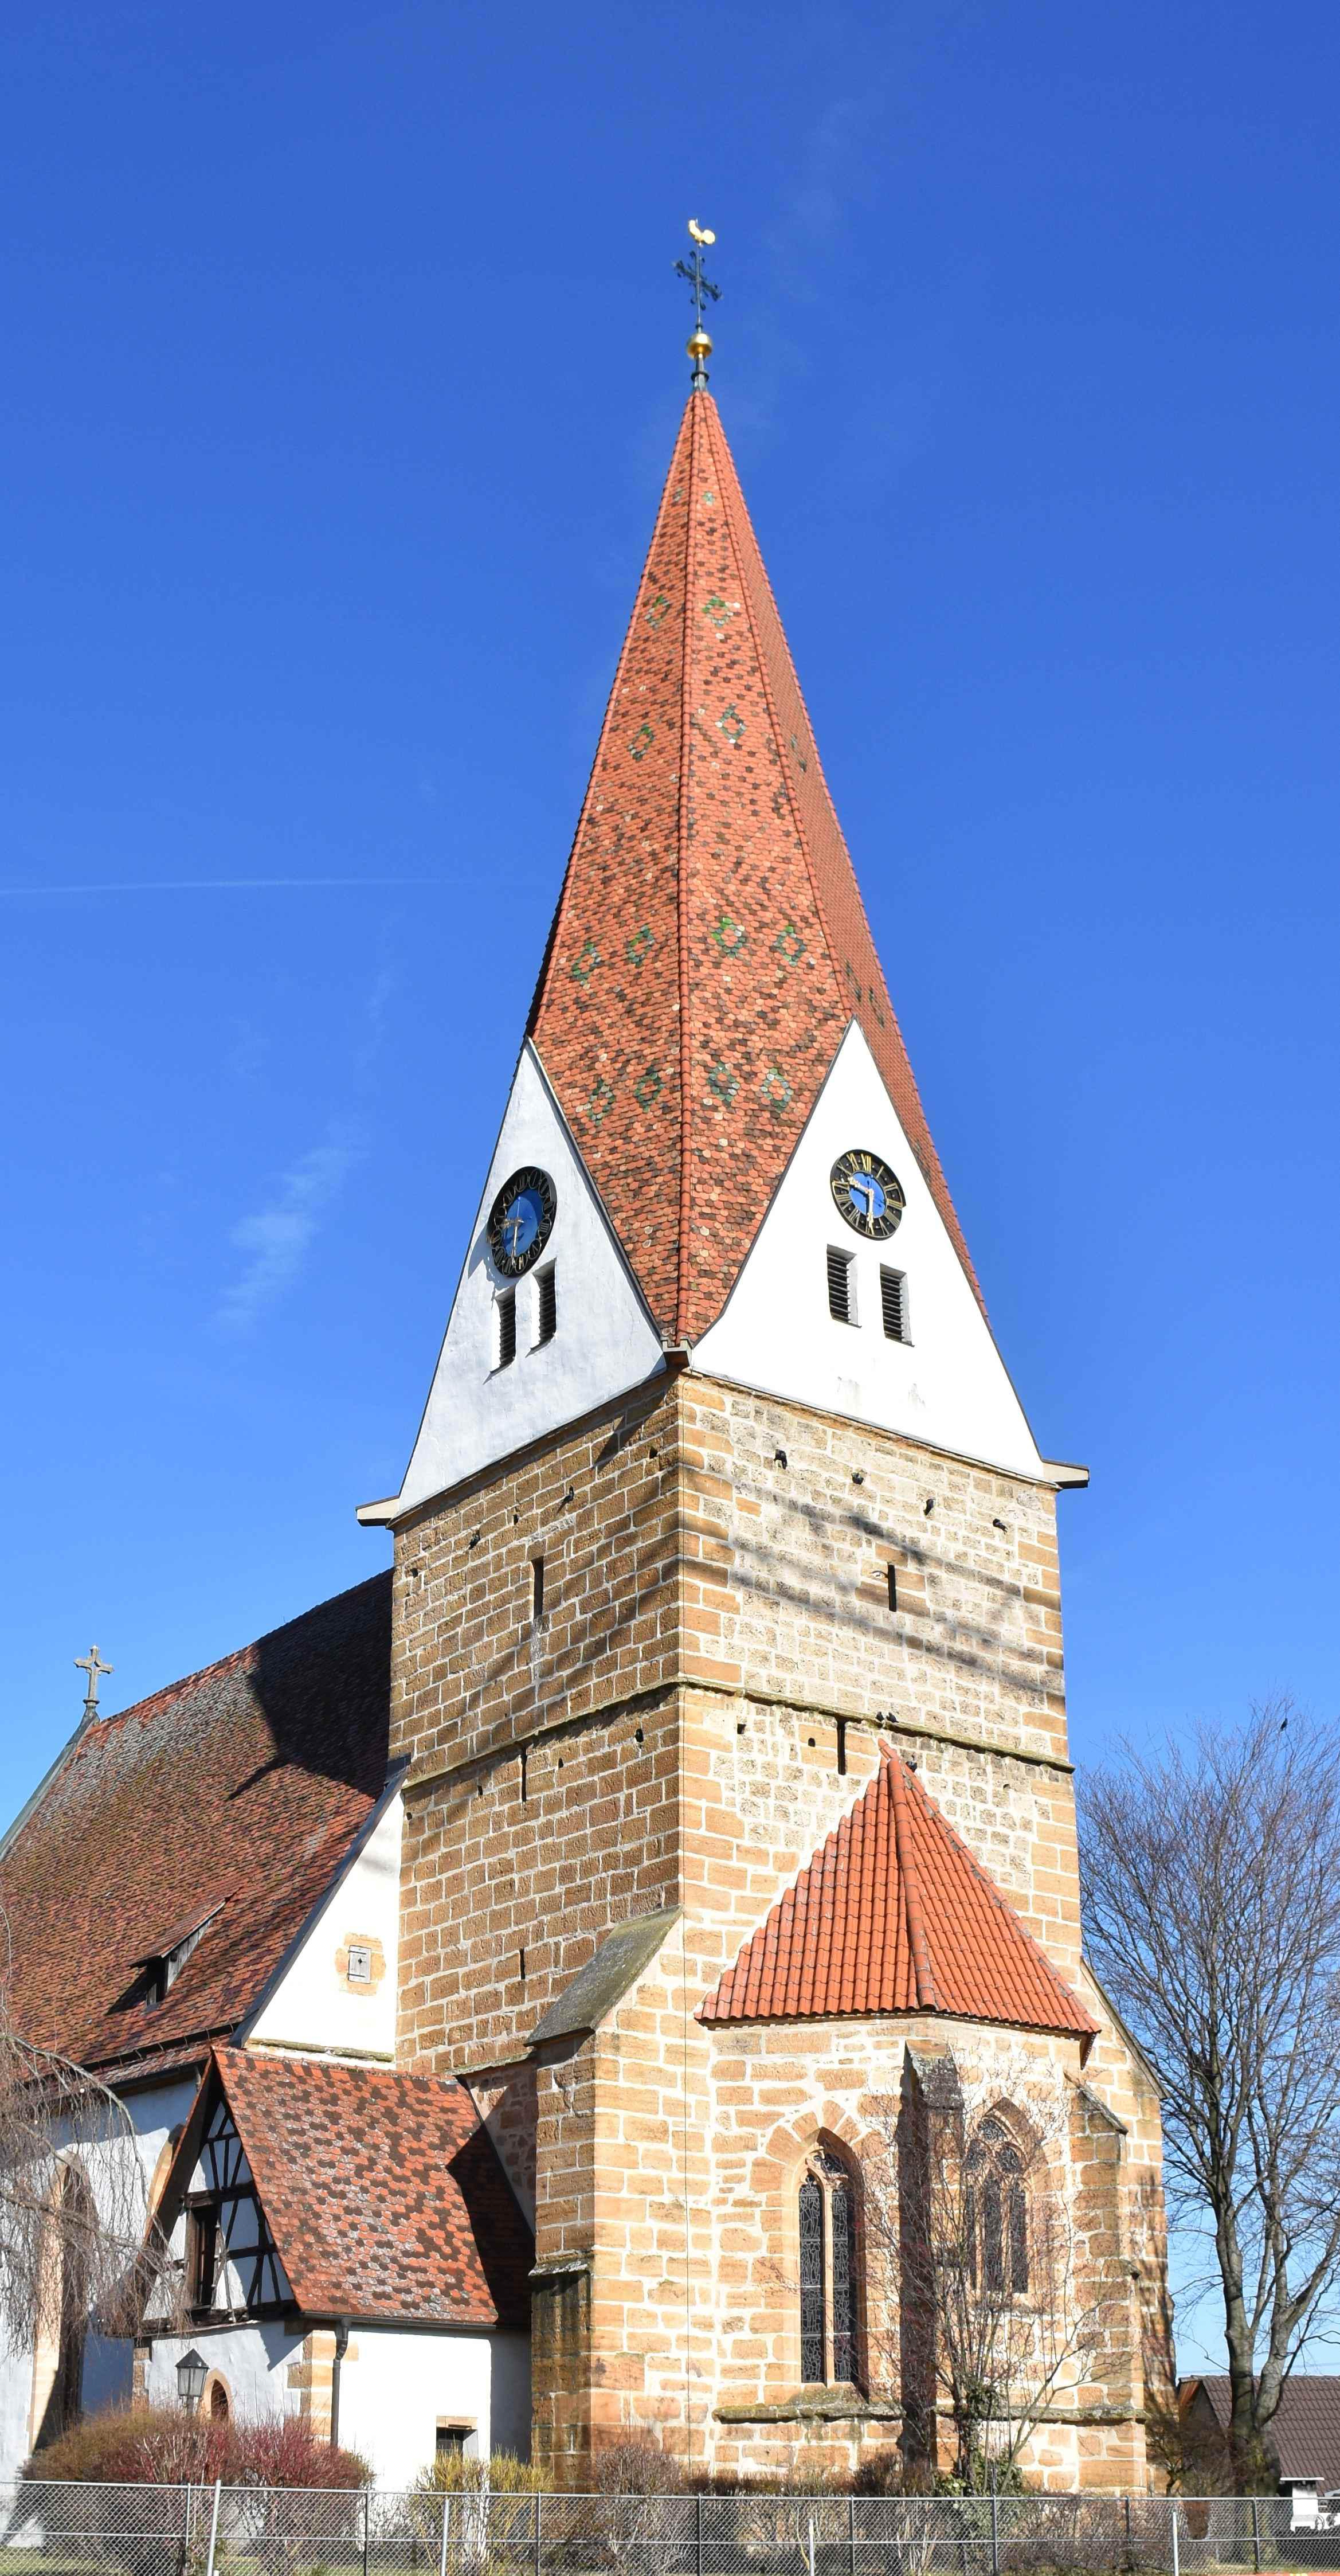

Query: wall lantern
left=177, top=2348, right=207, bottom=2411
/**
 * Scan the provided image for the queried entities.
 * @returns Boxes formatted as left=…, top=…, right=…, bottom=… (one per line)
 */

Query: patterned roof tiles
left=528, top=389, right=982, bottom=1342
left=0, top=1576, right=391, bottom=2076
left=191, top=2049, right=532, bottom=2329
left=700, top=1745, right=1096, bottom=2044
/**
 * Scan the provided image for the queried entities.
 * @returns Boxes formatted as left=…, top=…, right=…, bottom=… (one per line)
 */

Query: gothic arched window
left=965, top=2115, right=1028, bottom=2296
left=798, top=2149, right=860, bottom=2386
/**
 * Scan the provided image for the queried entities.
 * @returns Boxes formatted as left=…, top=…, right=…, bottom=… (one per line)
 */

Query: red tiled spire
left=528, top=390, right=982, bottom=1342
left=699, top=1746, right=1096, bottom=2044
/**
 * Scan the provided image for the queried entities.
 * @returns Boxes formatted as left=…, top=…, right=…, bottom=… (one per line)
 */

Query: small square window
left=347, top=1944, right=373, bottom=1985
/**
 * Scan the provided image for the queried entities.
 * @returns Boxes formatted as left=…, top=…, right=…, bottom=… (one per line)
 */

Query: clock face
left=487, top=1166, right=557, bottom=1277
left=830, top=1148, right=905, bottom=1241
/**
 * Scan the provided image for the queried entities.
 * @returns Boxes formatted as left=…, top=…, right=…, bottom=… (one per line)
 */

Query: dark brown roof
left=528, top=388, right=982, bottom=1343
left=700, top=1746, right=1096, bottom=2045
left=184, top=2049, right=532, bottom=2329
left=0, top=1576, right=391, bottom=2078
left=1188, top=2378, right=1340, bottom=2492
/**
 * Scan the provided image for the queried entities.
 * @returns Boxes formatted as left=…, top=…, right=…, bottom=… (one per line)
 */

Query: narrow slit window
left=886, top=1563, right=898, bottom=1613
left=496, top=1289, right=517, bottom=1369
left=830, top=2172, right=857, bottom=2383
left=798, top=2174, right=825, bottom=2382
left=880, top=1267, right=907, bottom=1342
left=535, top=1265, right=557, bottom=1346
left=531, top=1557, right=544, bottom=1624
left=826, top=1246, right=855, bottom=1324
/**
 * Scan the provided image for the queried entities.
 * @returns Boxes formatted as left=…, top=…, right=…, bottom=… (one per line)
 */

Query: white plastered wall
left=693, top=1022, right=1049, bottom=1480
left=247, top=1794, right=402, bottom=2059
left=0, top=2075, right=200, bottom=2480
left=371, top=1042, right=664, bottom=1520
left=333, top=2328, right=531, bottom=2484
left=143, top=2321, right=301, bottom=2421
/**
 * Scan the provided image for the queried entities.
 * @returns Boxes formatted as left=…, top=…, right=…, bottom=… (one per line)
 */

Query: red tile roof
left=1186, top=2377, right=1340, bottom=2493
left=185, top=2049, right=532, bottom=2329
left=700, top=1745, right=1096, bottom=2043
left=0, top=1576, right=391, bottom=2078
left=528, top=389, right=983, bottom=1343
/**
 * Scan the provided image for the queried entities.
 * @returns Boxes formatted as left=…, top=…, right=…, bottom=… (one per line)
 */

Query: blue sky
left=2, top=2, right=1337, bottom=2371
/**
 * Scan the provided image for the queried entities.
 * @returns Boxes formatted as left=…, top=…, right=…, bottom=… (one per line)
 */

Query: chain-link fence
left=2, top=2485, right=1337, bottom=2576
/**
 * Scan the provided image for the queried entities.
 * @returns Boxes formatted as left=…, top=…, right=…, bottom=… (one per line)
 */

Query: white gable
left=363, top=1042, right=664, bottom=1520
left=244, top=1791, right=403, bottom=2060
left=693, top=1023, right=1049, bottom=1482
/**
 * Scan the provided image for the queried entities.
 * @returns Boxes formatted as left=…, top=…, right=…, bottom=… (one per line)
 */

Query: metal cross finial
left=75, top=1643, right=113, bottom=1722
left=674, top=218, right=720, bottom=386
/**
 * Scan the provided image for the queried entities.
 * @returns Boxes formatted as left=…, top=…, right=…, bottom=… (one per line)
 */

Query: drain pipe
left=330, top=2318, right=351, bottom=2449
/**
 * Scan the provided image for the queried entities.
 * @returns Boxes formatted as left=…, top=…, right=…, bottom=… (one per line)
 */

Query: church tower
left=361, top=284, right=1169, bottom=2488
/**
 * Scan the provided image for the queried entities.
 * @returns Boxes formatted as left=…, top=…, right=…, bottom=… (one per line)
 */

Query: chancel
left=0, top=230, right=1171, bottom=2490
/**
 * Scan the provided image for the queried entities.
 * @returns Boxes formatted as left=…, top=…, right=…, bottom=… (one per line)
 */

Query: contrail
left=0, top=877, right=436, bottom=894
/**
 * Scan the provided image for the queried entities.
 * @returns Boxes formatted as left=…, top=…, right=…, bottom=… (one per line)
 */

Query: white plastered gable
left=364, top=1041, right=664, bottom=1519
left=692, top=1022, right=1050, bottom=1482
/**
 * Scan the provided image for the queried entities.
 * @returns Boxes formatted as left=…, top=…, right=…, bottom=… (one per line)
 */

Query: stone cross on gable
left=75, top=1643, right=113, bottom=1723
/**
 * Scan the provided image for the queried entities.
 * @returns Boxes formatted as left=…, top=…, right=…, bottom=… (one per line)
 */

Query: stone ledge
left=715, top=2387, right=902, bottom=2426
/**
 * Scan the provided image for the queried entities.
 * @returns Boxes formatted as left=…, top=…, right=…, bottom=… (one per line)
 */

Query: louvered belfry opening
left=826, top=1246, right=853, bottom=1323
left=880, top=1266, right=906, bottom=1342
left=496, top=1289, right=517, bottom=1369
left=536, top=1265, right=557, bottom=1346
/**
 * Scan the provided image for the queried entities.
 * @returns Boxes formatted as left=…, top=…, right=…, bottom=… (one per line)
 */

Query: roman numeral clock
left=830, top=1148, right=905, bottom=1240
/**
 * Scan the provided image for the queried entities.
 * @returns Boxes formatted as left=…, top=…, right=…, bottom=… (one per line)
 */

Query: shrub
left=414, top=2449, right=542, bottom=2493
left=25, top=2403, right=370, bottom=2488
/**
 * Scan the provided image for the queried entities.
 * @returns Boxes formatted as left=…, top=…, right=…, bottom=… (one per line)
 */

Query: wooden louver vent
left=826, top=1247, right=852, bottom=1324
left=536, top=1266, right=557, bottom=1346
left=880, top=1267, right=906, bottom=1342
left=497, top=1289, right=517, bottom=1369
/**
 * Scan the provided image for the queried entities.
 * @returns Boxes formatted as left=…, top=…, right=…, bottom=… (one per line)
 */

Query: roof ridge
left=76, top=1569, right=392, bottom=1740
left=896, top=1754, right=1091, bottom=2023
left=700, top=393, right=849, bottom=1064
left=673, top=394, right=703, bottom=1336
left=885, top=1751, right=938, bottom=2010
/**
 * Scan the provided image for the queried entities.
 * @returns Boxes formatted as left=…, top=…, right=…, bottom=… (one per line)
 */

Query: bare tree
left=0, top=1958, right=178, bottom=2432
left=864, top=2053, right=1107, bottom=2486
left=1079, top=1701, right=1340, bottom=2487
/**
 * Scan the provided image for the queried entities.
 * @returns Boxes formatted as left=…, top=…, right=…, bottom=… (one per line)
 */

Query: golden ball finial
left=687, top=326, right=713, bottom=362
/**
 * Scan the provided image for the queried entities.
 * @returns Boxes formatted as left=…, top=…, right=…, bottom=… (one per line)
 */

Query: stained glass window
left=830, top=2170, right=857, bottom=2382
left=966, top=2118, right=1028, bottom=2297
left=798, top=2173, right=825, bottom=2383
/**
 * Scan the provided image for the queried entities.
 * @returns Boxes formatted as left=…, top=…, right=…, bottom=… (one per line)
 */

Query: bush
left=414, top=2449, right=543, bottom=2493
left=24, top=2403, right=370, bottom=2487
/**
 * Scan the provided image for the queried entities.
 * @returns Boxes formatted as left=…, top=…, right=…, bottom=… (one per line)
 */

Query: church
left=0, top=289, right=1170, bottom=2491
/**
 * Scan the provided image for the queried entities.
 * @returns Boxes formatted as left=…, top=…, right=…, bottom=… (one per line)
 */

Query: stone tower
left=359, top=380, right=1169, bottom=2488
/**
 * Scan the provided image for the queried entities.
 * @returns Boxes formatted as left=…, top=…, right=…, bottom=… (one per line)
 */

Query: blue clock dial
left=487, top=1166, right=557, bottom=1278
left=830, top=1148, right=904, bottom=1242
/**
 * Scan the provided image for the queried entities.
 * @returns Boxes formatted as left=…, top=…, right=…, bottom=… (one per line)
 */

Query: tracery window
left=798, top=2148, right=860, bottom=2386
left=965, top=2115, right=1028, bottom=2296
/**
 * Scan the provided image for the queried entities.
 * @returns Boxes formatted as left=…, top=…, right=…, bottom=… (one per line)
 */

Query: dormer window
left=136, top=1898, right=226, bottom=2011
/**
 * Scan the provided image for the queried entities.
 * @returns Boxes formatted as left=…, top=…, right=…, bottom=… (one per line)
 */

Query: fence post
left=203, top=2481, right=222, bottom=2576
left=1252, top=2497, right=1261, bottom=2575
left=696, top=2494, right=704, bottom=2576
left=534, top=2488, right=542, bottom=2576
left=990, top=2480, right=999, bottom=2576
left=1170, top=2502, right=1179, bottom=2576
left=438, top=2492, right=451, bottom=2576
left=848, top=2492, right=856, bottom=2576
left=362, top=2485, right=371, bottom=2576
left=1124, top=2497, right=1132, bottom=2571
